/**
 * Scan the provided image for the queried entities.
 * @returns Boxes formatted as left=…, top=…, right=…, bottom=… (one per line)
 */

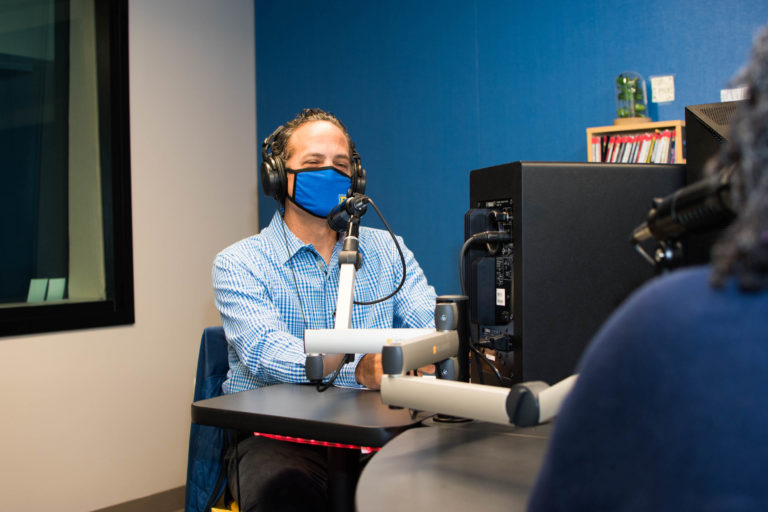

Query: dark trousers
left=225, top=435, right=329, bottom=512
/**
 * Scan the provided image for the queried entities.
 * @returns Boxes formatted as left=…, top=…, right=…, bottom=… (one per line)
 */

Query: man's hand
left=355, top=353, right=383, bottom=390
left=415, top=364, right=436, bottom=377
left=355, top=356, right=437, bottom=389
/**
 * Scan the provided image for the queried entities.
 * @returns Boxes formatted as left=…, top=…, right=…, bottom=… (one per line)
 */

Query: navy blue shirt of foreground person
left=529, top=265, right=768, bottom=511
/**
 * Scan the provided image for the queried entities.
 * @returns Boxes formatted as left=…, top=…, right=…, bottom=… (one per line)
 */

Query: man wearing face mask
left=212, top=108, right=437, bottom=511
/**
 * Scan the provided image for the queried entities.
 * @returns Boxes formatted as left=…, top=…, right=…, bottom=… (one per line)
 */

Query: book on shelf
left=591, top=136, right=600, bottom=162
left=589, top=129, right=678, bottom=164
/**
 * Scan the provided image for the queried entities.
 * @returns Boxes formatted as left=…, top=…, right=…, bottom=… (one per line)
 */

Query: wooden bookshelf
left=586, top=120, right=685, bottom=164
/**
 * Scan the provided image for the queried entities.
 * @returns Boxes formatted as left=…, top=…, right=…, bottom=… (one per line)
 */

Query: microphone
left=631, top=171, right=736, bottom=243
left=328, top=193, right=369, bottom=232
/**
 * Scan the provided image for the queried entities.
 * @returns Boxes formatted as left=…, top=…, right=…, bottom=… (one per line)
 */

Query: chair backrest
left=185, top=327, right=230, bottom=512
left=193, top=326, right=229, bottom=402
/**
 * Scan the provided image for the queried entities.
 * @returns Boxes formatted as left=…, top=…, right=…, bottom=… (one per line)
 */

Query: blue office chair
left=185, top=326, right=231, bottom=512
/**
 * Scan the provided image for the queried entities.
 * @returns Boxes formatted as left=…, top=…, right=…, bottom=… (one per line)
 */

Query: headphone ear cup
left=260, top=156, right=286, bottom=202
left=351, top=150, right=366, bottom=195
left=261, top=125, right=287, bottom=202
left=354, top=166, right=366, bottom=196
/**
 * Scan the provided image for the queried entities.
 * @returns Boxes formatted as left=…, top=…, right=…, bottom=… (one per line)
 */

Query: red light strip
left=253, top=432, right=380, bottom=454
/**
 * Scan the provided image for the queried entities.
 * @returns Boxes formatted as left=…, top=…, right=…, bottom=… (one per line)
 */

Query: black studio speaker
left=466, top=161, right=685, bottom=386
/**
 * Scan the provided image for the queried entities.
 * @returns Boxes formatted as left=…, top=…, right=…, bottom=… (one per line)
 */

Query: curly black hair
left=709, top=24, right=768, bottom=291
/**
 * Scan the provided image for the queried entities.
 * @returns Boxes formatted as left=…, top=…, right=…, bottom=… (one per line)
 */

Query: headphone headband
left=261, top=125, right=283, bottom=163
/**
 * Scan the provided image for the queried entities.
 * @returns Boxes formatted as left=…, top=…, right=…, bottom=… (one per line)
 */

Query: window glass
left=0, top=0, right=133, bottom=335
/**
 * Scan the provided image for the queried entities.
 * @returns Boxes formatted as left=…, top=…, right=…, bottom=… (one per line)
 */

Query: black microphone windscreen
left=328, top=201, right=351, bottom=232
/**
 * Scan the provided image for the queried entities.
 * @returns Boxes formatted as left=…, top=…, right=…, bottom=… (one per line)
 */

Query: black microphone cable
left=458, top=230, right=513, bottom=386
left=458, top=230, right=512, bottom=296
left=332, top=195, right=407, bottom=306
left=314, top=196, right=407, bottom=391
left=315, top=354, right=353, bottom=392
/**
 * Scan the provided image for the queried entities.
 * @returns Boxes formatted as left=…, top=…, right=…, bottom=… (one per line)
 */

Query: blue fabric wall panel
left=475, top=1, right=768, bottom=164
left=255, top=0, right=768, bottom=295
left=256, top=1, right=480, bottom=294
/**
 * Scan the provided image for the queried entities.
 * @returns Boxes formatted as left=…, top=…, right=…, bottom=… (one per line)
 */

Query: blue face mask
left=286, top=166, right=351, bottom=218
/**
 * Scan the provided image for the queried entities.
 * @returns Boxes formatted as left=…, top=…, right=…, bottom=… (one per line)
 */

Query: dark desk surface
left=191, top=383, right=431, bottom=447
left=356, top=419, right=551, bottom=512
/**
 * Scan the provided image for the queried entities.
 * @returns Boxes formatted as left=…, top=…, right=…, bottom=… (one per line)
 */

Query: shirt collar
left=265, top=210, right=361, bottom=265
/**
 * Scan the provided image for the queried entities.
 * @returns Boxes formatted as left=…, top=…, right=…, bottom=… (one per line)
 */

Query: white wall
left=0, top=1, right=257, bottom=509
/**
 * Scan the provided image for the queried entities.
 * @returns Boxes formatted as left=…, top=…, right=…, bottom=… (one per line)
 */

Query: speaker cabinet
left=467, top=162, right=685, bottom=386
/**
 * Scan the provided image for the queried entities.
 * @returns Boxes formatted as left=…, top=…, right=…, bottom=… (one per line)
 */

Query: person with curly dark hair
left=709, top=27, right=768, bottom=291
left=528, top=24, right=768, bottom=511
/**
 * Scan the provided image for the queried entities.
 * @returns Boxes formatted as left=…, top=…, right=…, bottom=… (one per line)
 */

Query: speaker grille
left=698, top=103, right=740, bottom=141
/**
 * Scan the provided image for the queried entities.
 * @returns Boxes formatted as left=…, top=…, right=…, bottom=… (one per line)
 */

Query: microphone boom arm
left=380, top=374, right=578, bottom=427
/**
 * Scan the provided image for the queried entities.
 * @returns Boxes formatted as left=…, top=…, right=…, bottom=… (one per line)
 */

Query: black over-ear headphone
left=260, top=124, right=366, bottom=203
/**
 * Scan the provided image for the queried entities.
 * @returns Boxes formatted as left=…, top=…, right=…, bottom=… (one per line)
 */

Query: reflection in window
left=0, top=0, right=133, bottom=335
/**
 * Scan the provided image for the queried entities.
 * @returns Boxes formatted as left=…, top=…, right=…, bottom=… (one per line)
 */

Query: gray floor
left=90, top=487, right=185, bottom=512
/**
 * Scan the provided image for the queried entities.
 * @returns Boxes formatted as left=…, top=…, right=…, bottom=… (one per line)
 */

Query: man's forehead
left=293, top=120, right=345, bottom=140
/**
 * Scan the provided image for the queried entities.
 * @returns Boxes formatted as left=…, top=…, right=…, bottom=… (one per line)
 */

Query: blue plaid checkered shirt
left=213, top=211, right=437, bottom=394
